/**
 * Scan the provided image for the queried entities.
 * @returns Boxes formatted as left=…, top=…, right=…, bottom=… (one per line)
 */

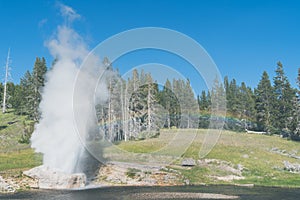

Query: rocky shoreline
left=95, top=161, right=185, bottom=186
left=0, top=174, right=37, bottom=193
left=0, top=158, right=248, bottom=193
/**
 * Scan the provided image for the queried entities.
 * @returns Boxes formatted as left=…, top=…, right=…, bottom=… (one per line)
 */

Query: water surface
left=1, top=185, right=300, bottom=200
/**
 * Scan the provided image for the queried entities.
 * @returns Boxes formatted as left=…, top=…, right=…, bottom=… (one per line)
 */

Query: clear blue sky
left=0, top=0, right=299, bottom=93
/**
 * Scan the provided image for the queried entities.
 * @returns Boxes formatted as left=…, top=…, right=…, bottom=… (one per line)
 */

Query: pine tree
left=160, top=79, right=181, bottom=128
left=297, top=68, right=300, bottom=120
left=13, top=58, right=47, bottom=119
left=11, top=85, right=23, bottom=114
left=206, top=91, right=211, bottom=111
left=198, top=90, right=209, bottom=112
left=32, top=57, right=47, bottom=121
left=160, top=79, right=172, bottom=128
left=128, top=69, right=141, bottom=139
left=183, top=79, right=198, bottom=128
left=211, top=78, right=226, bottom=113
left=0, top=83, right=3, bottom=107
left=198, top=90, right=211, bottom=128
left=291, top=68, right=300, bottom=140
left=255, top=71, right=274, bottom=132
left=5, top=82, right=15, bottom=109
left=210, top=77, right=226, bottom=129
left=272, top=62, right=296, bottom=134
left=227, top=79, right=240, bottom=116
left=224, top=76, right=229, bottom=96
left=145, top=73, right=158, bottom=132
left=171, top=79, right=182, bottom=128
left=19, top=70, right=34, bottom=116
left=107, top=75, right=122, bottom=141
left=239, top=82, right=256, bottom=121
left=120, top=79, right=129, bottom=141
left=172, top=79, right=187, bottom=128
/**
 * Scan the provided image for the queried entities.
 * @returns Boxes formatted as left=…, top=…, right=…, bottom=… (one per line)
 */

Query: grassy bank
left=0, top=111, right=42, bottom=176
left=116, top=129, right=300, bottom=187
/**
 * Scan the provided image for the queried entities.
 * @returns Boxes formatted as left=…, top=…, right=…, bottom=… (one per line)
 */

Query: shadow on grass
left=0, top=125, right=8, bottom=130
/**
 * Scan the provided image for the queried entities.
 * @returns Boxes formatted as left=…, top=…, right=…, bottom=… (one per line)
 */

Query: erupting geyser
left=31, top=24, right=88, bottom=174
left=26, top=3, right=106, bottom=189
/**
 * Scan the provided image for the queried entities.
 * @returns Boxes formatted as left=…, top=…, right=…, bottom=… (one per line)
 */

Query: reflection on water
left=1, top=185, right=300, bottom=200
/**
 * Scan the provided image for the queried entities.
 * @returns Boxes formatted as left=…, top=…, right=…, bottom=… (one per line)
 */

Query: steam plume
left=31, top=3, right=101, bottom=174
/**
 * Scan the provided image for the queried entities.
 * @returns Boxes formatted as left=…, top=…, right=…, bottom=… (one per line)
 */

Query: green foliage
left=160, top=79, right=181, bottom=128
left=2, top=56, right=300, bottom=143
left=223, top=78, right=255, bottom=122
left=126, top=168, right=141, bottom=178
left=136, top=130, right=160, bottom=140
left=32, top=57, right=47, bottom=121
left=13, top=57, right=47, bottom=121
left=198, top=90, right=210, bottom=112
left=271, top=62, right=296, bottom=134
left=0, top=83, right=3, bottom=105
left=18, top=120, right=35, bottom=144
left=0, top=111, right=42, bottom=174
left=172, top=78, right=199, bottom=128
left=255, top=71, right=274, bottom=132
left=290, top=68, right=300, bottom=140
left=227, top=78, right=240, bottom=114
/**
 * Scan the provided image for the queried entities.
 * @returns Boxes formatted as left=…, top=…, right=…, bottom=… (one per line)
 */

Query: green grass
left=116, top=131, right=170, bottom=153
left=203, top=131, right=300, bottom=187
left=126, top=168, right=142, bottom=178
left=2, top=109, right=300, bottom=188
left=0, top=148, right=42, bottom=172
left=0, top=111, right=42, bottom=175
left=0, top=110, right=30, bottom=152
left=116, top=129, right=300, bottom=187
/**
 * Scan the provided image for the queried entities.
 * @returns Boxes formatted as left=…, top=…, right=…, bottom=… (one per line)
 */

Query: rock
left=221, top=165, right=241, bottom=175
left=237, top=164, right=244, bottom=171
left=96, top=162, right=182, bottom=186
left=234, top=183, right=254, bottom=187
left=242, top=154, right=249, bottom=159
left=19, top=176, right=39, bottom=189
left=163, top=174, right=176, bottom=183
left=184, top=179, right=190, bottom=185
left=283, top=161, right=300, bottom=173
left=270, top=147, right=300, bottom=160
left=0, top=176, right=19, bottom=193
left=23, top=165, right=86, bottom=189
left=212, top=175, right=245, bottom=181
left=143, top=178, right=157, bottom=185
left=291, top=155, right=300, bottom=160
left=181, top=158, right=196, bottom=166
left=271, top=147, right=279, bottom=152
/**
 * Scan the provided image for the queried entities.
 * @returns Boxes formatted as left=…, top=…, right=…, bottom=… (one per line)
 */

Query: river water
left=1, top=185, right=299, bottom=200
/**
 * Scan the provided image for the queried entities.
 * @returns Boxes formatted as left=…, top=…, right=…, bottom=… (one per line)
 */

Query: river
left=0, top=185, right=299, bottom=200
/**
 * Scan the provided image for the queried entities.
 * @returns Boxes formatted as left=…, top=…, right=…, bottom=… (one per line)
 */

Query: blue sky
left=0, top=0, right=299, bottom=93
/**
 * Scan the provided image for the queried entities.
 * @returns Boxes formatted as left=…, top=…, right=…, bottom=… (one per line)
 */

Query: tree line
left=198, top=62, right=300, bottom=140
left=95, top=59, right=199, bottom=142
left=0, top=57, right=47, bottom=121
left=1, top=57, right=300, bottom=141
left=95, top=60, right=300, bottom=142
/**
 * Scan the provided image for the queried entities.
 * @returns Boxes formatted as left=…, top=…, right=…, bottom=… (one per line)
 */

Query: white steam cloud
left=57, top=2, right=81, bottom=24
left=31, top=3, right=106, bottom=174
